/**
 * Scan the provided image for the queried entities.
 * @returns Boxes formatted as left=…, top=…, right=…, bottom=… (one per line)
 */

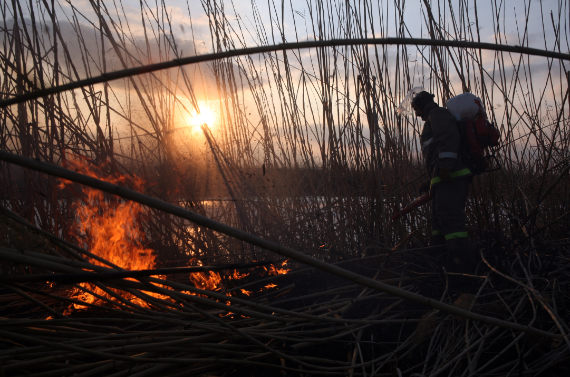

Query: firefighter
left=411, top=91, right=474, bottom=272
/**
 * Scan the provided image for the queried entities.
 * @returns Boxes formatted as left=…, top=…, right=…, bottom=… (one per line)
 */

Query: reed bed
left=1, top=198, right=569, bottom=376
left=0, top=0, right=569, bottom=375
left=0, top=0, right=567, bottom=255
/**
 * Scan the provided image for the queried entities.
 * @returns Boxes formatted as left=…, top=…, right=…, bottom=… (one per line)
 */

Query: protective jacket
left=419, top=102, right=471, bottom=185
left=418, top=101, right=472, bottom=253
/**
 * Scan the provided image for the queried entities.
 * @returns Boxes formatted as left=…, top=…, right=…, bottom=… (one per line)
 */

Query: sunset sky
left=50, top=1, right=564, bottom=48
left=3, top=0, right=567, bottom=163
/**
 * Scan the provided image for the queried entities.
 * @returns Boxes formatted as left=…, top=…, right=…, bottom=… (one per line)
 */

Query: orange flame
left=60, top=156, right=157, bottom=312
left=58, top=156, right=291, bottom=316
left=189, top=270, right=223, bottom=291
left=230, top=270, right=250, bottom=280
left=264, top=260, right=290, bottom=276
left=256, top=261, right=290, bottom=294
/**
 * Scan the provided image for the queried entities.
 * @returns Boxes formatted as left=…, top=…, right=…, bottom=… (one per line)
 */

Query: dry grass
left=0, top=0, right=569, bottom=375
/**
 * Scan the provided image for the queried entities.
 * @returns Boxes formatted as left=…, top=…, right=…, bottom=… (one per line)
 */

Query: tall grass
left=0, top=0, right=568, bottom=264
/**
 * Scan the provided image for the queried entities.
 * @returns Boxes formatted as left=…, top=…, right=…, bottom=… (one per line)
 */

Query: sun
left=185, top=103, right=218, bottom=133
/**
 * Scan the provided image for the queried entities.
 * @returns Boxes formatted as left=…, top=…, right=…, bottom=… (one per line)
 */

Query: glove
left=439, top=167, right=451, bottom=182
left=419, top=181, right=430, bottom=194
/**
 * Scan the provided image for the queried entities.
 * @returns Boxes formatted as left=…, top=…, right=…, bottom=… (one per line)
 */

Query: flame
left=58, top=157, right=291, bottom=316
left=255, top=261, right=290, bottom=294
left=189, top=270, right=223, bottom=291
left=264, top=260, right=290, bottom=276
left=230, top=270, right=250, bottom=280
left=60, top=156, right=158, bottom=312
left=186, top=261, right=288, bottom=299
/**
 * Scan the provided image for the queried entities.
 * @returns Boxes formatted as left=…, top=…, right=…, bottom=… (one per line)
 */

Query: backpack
left=446, top=93, right=501, bottom=174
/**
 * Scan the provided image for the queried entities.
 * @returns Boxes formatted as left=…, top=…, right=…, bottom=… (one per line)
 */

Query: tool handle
left=391, top=192, right=432, bottom=220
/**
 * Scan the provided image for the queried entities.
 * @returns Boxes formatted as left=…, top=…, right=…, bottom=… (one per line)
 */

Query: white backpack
left=446, top=92, right=484, bottom=121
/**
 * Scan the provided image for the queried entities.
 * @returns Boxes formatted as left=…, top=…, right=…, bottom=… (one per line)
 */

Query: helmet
left=411, top=91, right=435, bottom=112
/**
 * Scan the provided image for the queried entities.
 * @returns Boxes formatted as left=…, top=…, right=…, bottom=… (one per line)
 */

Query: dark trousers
left=431, top=177, right=470, bottom=241
left=431, top=177, right=477, bottom=272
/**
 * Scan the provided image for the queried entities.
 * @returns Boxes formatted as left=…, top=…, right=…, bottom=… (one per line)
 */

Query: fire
left=264, top=260, right=290, bottom=276
left=60, top=156, right=158, bottom=312
left=189, top=270, right=223, bottom=291
left=58, top=158, right=292, bottom=317
left=186, top=261, right=288, bottom=298
left=230, top=270, right=250, bottom=280
left=185, top=260, right=290, bottom=318
left=76, top=190, right=154, bottom=271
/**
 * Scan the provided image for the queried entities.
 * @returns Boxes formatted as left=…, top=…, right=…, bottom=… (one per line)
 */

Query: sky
left=2, top=0, right=568, bottom=165
left=43, top=1, right=567, bottom=53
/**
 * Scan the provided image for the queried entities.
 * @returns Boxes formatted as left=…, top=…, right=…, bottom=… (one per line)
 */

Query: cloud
left=1, top=15, right=222, bottom=96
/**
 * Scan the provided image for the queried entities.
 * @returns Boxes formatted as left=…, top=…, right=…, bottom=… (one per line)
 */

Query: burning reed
left=1, top=199, right=569, bottom=376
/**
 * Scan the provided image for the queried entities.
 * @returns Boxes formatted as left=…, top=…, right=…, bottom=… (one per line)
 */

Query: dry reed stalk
left=0, top=152, right=563, bottom=341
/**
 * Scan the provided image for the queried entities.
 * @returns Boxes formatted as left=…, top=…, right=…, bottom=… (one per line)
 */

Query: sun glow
left=185, top=103, right=218, bottom=133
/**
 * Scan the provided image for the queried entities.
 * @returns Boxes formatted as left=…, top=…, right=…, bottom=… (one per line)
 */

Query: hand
left=439, top=167, right=451, bottom=182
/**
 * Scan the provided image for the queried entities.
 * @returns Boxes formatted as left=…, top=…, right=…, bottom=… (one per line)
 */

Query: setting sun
left=185, top=103, right=218, bottom=133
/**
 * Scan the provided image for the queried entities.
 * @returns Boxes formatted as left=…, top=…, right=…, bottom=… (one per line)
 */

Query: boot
left=445, top=238, right=479, bottom=273
left=444, top=238, right=481, bottom=295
